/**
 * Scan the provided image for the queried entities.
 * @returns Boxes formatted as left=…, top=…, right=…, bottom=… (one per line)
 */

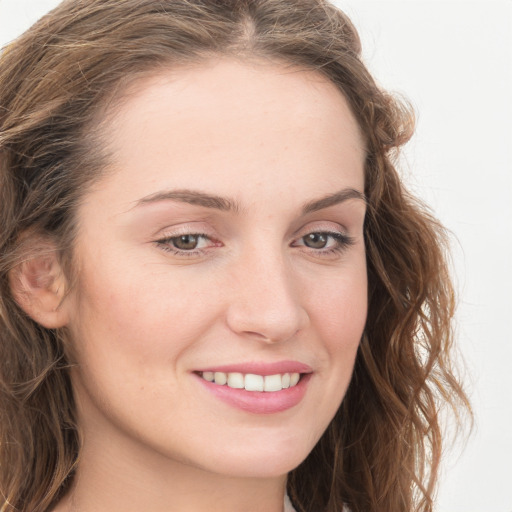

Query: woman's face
left=66, top=59, right=367, bottom=478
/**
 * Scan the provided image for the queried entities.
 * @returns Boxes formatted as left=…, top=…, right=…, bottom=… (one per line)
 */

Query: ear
left=9, top=250, right=71, bottom=329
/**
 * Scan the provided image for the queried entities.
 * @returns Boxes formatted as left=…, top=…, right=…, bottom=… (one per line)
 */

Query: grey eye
left=303, top=233, right=328, bottom=249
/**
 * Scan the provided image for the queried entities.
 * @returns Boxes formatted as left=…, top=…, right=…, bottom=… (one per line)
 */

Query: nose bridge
left=226, top=241, right=309, bottom=343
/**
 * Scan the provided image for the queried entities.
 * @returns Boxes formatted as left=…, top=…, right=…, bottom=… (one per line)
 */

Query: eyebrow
left=134, top=187, right=366, bottom=214
left=136, top=189, right=240, bottom=212
left=301, top=188, right=366, bottom=214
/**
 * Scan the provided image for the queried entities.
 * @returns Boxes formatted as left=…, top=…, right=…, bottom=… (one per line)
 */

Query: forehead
left=93, top=58, right=365, bottom=204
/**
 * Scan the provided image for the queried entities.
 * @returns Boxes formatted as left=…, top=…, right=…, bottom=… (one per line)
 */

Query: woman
left=0, top=1, right=470, bottom=511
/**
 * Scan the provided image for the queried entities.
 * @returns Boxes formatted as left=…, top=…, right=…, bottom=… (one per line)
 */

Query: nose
left=225, top=249, right=310, bottom=344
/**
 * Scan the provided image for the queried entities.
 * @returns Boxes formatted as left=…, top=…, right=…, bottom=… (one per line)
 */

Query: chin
left=201, top=439, right=313, bottom=479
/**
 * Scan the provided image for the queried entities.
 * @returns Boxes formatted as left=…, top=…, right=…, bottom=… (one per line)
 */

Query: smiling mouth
left=198, top=371, right=302, bottom=392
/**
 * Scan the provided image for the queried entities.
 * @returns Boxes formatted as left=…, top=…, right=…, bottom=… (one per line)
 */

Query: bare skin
left=50, top=58, right=367, bottom=512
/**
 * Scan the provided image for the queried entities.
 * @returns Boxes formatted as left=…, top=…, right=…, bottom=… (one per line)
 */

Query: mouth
left=197, top=370, right=303, bottom=392
left=193, top=362, right=312, bottom=414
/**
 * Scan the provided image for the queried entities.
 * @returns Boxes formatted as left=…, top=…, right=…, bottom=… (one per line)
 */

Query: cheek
left=307, top=259, right=367, bottom=350
left=285, top=258, right=367, bottom=446
left=67, top=257, right=225, bottom=430
left=304, top=257, right=367, bottom=401
left=67, top=256, right=237, bottom=414
left=72, top=248, right=213, bottom=343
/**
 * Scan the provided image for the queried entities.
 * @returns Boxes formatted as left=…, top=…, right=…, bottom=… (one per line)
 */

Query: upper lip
left=194, top=360, right=313, bottom=376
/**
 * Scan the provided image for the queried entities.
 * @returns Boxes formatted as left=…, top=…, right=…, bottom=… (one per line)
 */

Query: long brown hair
left=0, top=1, right=470, bottom=511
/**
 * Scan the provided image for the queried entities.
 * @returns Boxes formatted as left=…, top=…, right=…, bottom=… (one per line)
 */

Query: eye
left=293, top=230, right=355, bottom=254
left=170, top=234, right=204, bottom=251
left=302, top=232, right=331, bottom=249
left=156, top=233, right=216, bottom=255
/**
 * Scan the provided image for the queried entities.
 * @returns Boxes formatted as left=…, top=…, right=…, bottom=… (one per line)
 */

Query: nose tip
left=225, top=260, right=310, bottom=344
left=226, top=297, right=309, bottom=344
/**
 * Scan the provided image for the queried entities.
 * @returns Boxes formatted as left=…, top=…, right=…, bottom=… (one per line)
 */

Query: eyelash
left=155, top=231, right=355, bottom=258
left=156, top=233, right=217, bottom=257
left=292, top=231, right=355, bottom=256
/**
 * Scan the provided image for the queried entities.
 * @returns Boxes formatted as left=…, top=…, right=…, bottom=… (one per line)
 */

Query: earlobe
left=9, top=252, right=71, bottom=329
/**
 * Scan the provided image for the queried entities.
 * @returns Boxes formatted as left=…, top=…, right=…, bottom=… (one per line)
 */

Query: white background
left=1, top=1, right=511, bottom=511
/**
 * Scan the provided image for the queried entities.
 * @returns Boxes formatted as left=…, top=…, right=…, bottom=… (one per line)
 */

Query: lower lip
left=195, top=373, right=312, bottom=414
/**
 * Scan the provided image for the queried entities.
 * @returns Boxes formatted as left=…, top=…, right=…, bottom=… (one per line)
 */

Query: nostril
left=225, top=283, right=310, bottom=343
left=244, top=331, right=273, bottom=342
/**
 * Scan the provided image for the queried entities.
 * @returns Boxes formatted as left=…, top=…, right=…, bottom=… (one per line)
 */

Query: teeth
left=290, top=372, right=300, bottom=386
left=264, top=374, right=282, bottom=392
left=214, top=372, right=227, bottom=385
left=202, top=371, right=214, bottom=382
left=201, top=371, right=302, bottom=392
left=244, top=373, right=264, bottom=391
left=227, top=372, right=244, bottom=389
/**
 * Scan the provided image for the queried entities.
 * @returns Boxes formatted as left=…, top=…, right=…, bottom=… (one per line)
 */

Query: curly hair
left=0, top=1, right=470, bottom=511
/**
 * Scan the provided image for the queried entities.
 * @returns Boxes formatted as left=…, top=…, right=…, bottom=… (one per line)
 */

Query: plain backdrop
left=1, top=1, right=511, bottom=511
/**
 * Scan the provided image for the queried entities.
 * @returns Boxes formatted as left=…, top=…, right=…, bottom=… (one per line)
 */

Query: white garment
left=284, top=494, right=297, bottom=512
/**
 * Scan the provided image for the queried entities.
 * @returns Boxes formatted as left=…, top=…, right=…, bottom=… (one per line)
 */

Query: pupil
left=305, top=233, right=327, bottom=249
left=174, top=235, right=198, bottom=250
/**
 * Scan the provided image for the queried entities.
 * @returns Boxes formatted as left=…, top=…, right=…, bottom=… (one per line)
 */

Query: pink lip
left=193, top=361, right=313, bottom=415
left=195, top=360, right=313, bottom=376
